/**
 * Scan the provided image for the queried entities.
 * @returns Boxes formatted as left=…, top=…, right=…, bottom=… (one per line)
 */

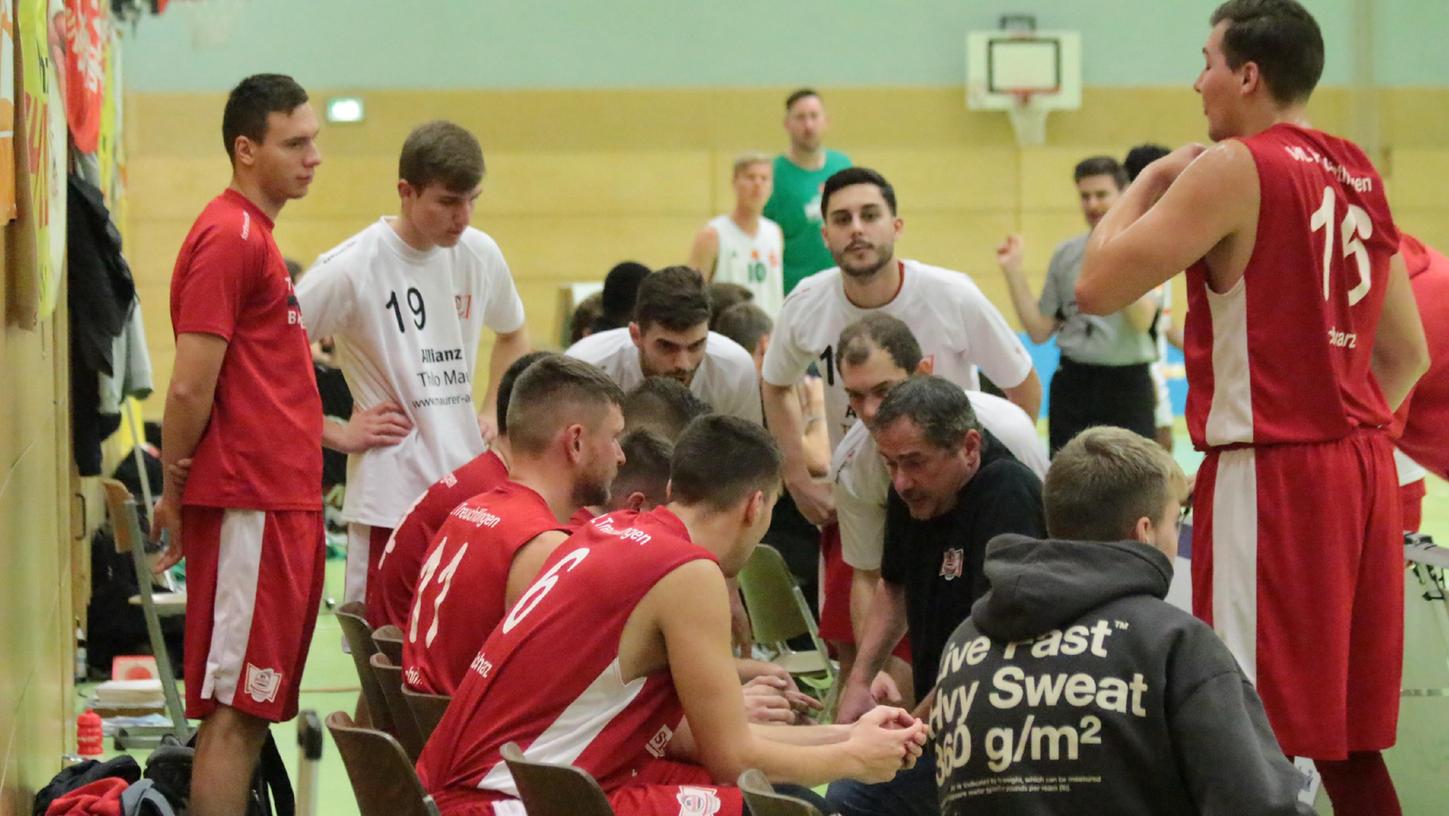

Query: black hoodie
left=930, top=534, right=1312, bottom=815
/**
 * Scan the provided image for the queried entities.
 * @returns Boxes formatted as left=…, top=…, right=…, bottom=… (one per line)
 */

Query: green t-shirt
left=764, top=149, right=852, bottom=294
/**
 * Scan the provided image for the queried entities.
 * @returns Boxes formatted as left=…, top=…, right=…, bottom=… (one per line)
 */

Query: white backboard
left=966, top=30, right=1082, bottom=111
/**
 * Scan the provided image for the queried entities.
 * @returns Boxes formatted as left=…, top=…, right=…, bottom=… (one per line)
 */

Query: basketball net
left=180, top=0, right=247, bottom=49
left=1006, top=90, right=1049, bottom=147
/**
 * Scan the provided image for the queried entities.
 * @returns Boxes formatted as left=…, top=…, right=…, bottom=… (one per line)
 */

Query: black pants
left=1048, top=358, right=1157, bottom=455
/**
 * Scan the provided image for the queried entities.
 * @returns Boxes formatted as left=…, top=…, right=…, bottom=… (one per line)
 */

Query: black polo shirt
left=880, top=434, right=1046, bottom=701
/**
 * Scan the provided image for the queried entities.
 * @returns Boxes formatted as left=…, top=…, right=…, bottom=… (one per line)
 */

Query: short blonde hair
left=1044, top=427, right=1187, bottom=542
left=732, top=152, right=772, bottom=178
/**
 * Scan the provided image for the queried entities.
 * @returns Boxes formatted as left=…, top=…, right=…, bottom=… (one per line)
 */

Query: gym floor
left=87, top=427, right=1449, bottom=815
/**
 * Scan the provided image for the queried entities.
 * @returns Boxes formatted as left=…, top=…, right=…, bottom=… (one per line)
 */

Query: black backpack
left=33, top=756, right=141, bottom=816
left=144, top=730, right=294, bottom=816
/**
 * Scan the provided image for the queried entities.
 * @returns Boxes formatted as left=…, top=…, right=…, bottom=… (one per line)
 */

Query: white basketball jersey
left=708, top=215, right=785, bottom=317
left=297, top=219, right=526, bottom=528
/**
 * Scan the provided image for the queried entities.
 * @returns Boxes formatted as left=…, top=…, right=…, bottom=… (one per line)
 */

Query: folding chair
left=500, top=742, right=616, bottom=815
left=98, top=478, right=191, bottom=748
left=335, top=602, right=394, bottom=733
left=325, top=711, right=440, bottom=816
left=401, top=685, right=451, bottom=745
left=370, top=652, right=425, bottom=761
left=373, top=624, right=405, bottom=665
left=737, top=544, right=837, bottom=699
left=737, top=769, right=824, bottom=816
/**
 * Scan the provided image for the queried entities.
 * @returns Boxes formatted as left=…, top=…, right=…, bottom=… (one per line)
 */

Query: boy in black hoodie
left=931, top=427, right=1311, bottom=815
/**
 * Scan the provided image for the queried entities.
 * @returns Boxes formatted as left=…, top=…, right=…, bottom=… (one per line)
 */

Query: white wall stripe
left=1204, top=276, right=1255, bottom=447
left=1211, top=450, right=1260, bottom=682
left=477, top=657, right=646, bottom=796
left=203, top=510, right=266, bottom=705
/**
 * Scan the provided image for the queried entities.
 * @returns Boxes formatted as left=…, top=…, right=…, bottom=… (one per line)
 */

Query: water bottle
left=76, top=709, right=103, bottom=756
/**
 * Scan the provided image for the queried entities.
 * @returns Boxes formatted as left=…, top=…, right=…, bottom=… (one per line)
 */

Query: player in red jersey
left=402, top=356, right=625, bottom=695
left=568, top=427, right=675, bottom=525
left=1391, top=234, right=1449, bottom=531
left=370, top=351, right=551, bottom=630
left=1076, top=3, right=1428, bottom=813
left=150, top=74, right=325, bottom=816
left=418, top=416, right=926, bottom=816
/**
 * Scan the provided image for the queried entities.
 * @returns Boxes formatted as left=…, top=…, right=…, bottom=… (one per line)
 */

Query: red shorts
left=1192, top=433, right=1402, bottom=759
left=182, top=506, right=326, bottom=723
left=1399, top=478, right=1426, bottom=533
left=606, top=760, right=744, bottom=816
left=439, top=762, right=743, bottom=816
left=345, top=523, right=393, bottom=610
left=818, top=525, right=911, bottom=662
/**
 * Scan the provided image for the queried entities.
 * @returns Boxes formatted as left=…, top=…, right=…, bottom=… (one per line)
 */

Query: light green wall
left=122, top=0, right=1444, bottom=92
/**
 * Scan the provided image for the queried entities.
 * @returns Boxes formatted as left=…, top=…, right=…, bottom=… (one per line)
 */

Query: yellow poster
left=19, top=0, right=67, bottom=319
left=0, top=1, right=16, bottom=222
left=96, top=26, right=117, bottom=204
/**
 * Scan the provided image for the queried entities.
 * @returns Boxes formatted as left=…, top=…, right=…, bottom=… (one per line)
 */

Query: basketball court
left=4, top=2, right=1448, bottom=814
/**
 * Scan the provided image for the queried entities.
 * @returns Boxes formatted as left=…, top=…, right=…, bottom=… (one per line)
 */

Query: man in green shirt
left=764, top=88, right=852, bottom=294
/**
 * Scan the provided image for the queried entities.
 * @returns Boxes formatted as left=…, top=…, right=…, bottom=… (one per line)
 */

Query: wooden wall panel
left=126, top=86, right=1449, bottom=418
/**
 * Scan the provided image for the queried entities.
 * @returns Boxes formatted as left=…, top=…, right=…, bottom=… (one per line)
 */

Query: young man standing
left=402, top=356, right=625, bottom=695
left=418, top=416, right=928, bottom=815
left=689, top=153, right=786, bottom=317
left=764, top=89, right=852, bottom=295
left=931, top=427, right=1310, bottom=815
left=567, top=266, right=762, bottom=424
left=297, top=120, right=530, bottom=614
left=996, top=157, right=1162, bottom=454
left=828, top=376, right=1045, bottom=816
left=152, top=74, right=324, bottom=816
left=1076, top=2, right=1428, bottom=812
left=762, top=167, right=1040, bottom=525
left=370, top=350, right=551, bottom=630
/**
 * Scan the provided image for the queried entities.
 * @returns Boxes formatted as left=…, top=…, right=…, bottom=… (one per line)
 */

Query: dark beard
left=838, top=247, right=893, bottom=280
left=572, top=476, right=610, bottom=510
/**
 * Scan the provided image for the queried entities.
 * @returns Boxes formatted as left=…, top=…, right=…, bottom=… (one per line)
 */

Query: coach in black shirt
left=829, top=375, right=1045, bottom=816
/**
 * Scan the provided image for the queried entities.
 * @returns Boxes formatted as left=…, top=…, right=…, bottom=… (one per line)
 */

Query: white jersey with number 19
left=296, top=219, right=526, bottom=528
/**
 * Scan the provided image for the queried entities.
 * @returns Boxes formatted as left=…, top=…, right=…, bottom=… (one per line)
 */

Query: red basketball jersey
left=401, top=481, right=565, bottom=696
left=568, top=505, right=597, bottom=530
left=1184, top=124, right=1399, bottom=449
left=370, top=450, right=509, bottom=629
left=1392, top=235, right=1449, bottom=481
left=417, top=507, right=718, bottom=810
left=170, top=190, right=322, bottom=510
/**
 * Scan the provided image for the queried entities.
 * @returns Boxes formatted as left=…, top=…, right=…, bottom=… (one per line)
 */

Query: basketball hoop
left=1005, top=89, right=1049, bottom=147
left=180, top=0, right=247, bottom=49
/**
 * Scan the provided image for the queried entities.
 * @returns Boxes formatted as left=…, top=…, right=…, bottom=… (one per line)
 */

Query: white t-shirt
left=832, top=389, right=1048, bottom=571
left=762, top=259, right=1035, bottom=450
left=564, top=327, right=763, bottom=424
left=708, top=214, right=785, bottom=318
left=297, top=219, right=526, bottom=528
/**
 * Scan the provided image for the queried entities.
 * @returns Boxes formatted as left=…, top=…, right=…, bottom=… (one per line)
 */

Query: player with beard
left=762, top=166, right=1040, bottom=525
left=369, top=350, right=552, bottom=631
left=567, top=266, right=762, bottom=424
left=402, top=356, right=626, bottom=695
left=1076, top=2, right=1428, bottom=812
